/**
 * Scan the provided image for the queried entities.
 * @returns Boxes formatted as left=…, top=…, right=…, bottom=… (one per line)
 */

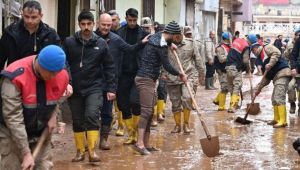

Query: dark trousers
left=117, top=74, right=141, bottom=119
left=157, top=79, right=167, bottom=101
left=100, top=91, right=113, bottom=135
left=205, top=62, right=215, bottom=78
left=68, top=92, right=102, bottom=132
left=135, top=76, right=156, bottom=133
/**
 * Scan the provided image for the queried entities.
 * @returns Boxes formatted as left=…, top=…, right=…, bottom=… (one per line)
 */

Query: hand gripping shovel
left=172, top=50, right=219, bottom=157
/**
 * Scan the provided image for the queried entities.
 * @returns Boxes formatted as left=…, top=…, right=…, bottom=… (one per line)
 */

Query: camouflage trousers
left=216, top=70, right=229, bottom=93
left=0, top=126, right=53, bottom=170
left=226, top=65, right=242, bottom=95
left=167, top=82, right=194, bottom=113
left=287, top=77, right=300, bottom=103
left=272, top=76, right=290, bottom=106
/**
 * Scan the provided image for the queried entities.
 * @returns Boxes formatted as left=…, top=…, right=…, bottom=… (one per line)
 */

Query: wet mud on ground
left=52, top=75, right=300, bottom=170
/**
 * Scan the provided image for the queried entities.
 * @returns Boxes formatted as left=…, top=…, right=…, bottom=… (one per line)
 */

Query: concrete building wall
left=116, top=0, right=142, bottom=23
left=164, top=0, right=181, bottom=24
left=155, top=0, right=165, bottom=24
left=39, top=0, right=58, bottom=29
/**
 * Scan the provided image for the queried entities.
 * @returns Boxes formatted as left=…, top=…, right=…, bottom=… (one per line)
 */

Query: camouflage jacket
left=164, top=38, right=205, bottom=85
left=204, top=38, right=216, bottom=62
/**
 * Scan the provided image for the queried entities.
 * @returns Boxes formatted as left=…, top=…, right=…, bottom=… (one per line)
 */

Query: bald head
left=98, top=13, right=112, bottom=36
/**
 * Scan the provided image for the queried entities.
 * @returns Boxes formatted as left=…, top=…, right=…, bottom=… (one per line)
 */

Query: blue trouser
left=100, top=91, right=113, bottom=135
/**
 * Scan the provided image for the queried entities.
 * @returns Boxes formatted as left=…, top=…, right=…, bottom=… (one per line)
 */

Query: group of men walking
left=2, top=1, right=300, bottom=169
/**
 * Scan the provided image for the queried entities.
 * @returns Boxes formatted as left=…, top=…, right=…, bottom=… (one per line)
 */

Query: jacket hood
left=74, top=31, right=99, bottom=46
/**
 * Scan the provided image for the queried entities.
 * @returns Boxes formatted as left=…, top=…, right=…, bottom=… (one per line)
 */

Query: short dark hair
left=23, top=1, right=42, bottom=13
left=256, top=34, right=261, bottom=39
left=235, top=31, right=240, bottom=36
left=126, top=8, right=138, bottom=18
left=278, top=35, right=282, bottom=38
left=78, top=10, right=94, bottom=22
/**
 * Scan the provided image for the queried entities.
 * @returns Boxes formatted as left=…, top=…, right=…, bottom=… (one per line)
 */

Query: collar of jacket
left=74, top=31, right=98, bottom=46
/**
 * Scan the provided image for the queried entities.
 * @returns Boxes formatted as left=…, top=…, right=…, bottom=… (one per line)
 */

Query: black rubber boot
left=290, top=102, right=296, bottom=114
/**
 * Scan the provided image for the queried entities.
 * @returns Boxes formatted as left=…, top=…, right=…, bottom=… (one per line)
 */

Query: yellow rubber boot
left=274, top=105, right=288, bottom=128
left=218, top=92, right=226, bottom=111
left=151, top=105, right=158, bottom=127
left=171, top=112, right=181, bottom=133
left=157, top=100, right=165, bottom=121
left=123, top=118, right=135, bottom=145
left=268, top=106, right=279, bottom=125
left=132, top=115, right=140, bottom=142
left=213, top=92, right=221, bottom=105
left=183, top=108, right=191, bottom=134
left=86, top=130, right=100, bottom=162
left=116, top=111, right=125, bottom=136
left=228, top=94, right=240, bottom=113
left=72, top=132, right=86, bottom=162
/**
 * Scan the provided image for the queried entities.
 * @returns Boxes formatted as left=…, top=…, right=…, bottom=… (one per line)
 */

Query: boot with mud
left=213, top=92, right=221, bottom=105
left=273, top=105, right=288, bottom=128
left=99, top=126, right=111, bottom=150
left=205, top=78, right=215, bottom=90
left=218, top=92, right=226, bottom=111
left=290, top=102, right=296, bottom=114
left=157, top=100, right=165, bottom=122
left=87, top=130, right=101, bottom=162
left=228, top=94, right=240, bottom=113
left=151, top=105, right=158, bottom=127
left=267, top=106, right=279, bottom=125
left=72, top=132, right=85, bottom=162
left=116, top=111, right=125, bottom=136
left=183, top=108, right=191, bottom=134
left=171, top=112, right=181, bottom=133
left=123, top=118, right=136, bottom=145
left=209, top=77, right=218, bottom=90
left=132, top=115, right=140, bottom=142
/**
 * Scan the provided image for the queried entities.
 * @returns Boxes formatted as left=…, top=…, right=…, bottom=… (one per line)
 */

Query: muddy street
left=52, top=75, right=300, bottom=170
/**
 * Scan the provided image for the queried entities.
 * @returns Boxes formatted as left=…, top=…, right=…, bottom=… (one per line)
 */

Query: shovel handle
left=32, top=127, right=50, bottom=159
left=172, top=50, right=211, bottom=139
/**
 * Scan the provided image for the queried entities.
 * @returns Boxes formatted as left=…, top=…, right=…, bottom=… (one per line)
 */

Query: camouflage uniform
left=204, top=38, right=216, bottom=89
left=255, top=44, right=291, bottom=128
left=164, top=37, right=205, bottom=133
left=213, top=42, right=230, bottom=110
left=284, top=41, right=300, bottom=113
left=226, top=38, right=250, bottom=112
left=0, top=79, right=56, bottom=170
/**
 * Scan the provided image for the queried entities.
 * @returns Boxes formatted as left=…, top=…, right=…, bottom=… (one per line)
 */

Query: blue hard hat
left=247, top=33, right=258, bottom=44
left=295, top=29, right=300, bottom=35
left=38, top=45, right=66, bottom=72
left=120, top=21, right=127, bottom=27
left=222, top=32, right=232, bottom=40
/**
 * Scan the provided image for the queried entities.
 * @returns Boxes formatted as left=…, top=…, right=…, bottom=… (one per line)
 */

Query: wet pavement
left=52, top=75, right=300, bottom=170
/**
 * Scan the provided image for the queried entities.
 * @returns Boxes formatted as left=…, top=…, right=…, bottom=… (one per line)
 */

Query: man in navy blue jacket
left=95, top=13, right=149, bottom=150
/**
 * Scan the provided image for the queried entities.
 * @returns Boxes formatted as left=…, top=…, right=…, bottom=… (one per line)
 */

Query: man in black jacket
left=117, top=8, right=148, bottom=145
left=0, top=1, right=60, bottom=70
left=95, top=13, right=148, bottom=150
left=63, top=10, right=116, bottom=163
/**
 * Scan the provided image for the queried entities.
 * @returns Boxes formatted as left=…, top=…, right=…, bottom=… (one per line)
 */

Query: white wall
left=39, top=0, right=58, bottom=29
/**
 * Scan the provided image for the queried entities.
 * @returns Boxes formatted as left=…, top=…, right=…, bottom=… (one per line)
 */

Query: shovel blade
left=200, top=136, right=220, bottom=157
left=247, top=103, right=260, bottom=115
left=235, top=116, right=252, bottom=125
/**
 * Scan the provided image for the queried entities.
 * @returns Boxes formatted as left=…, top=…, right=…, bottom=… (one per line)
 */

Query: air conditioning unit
left=195, top=0, right=204, bottom=4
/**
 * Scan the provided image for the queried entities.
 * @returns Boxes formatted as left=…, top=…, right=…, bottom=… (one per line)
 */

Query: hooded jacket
left=63, top=32, right=115, bottom=96
left=137, top=32, right=179, bottom=80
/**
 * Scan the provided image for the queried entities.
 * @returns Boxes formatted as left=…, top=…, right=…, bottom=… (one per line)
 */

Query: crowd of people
left=2, top=1, right=300, bottom=169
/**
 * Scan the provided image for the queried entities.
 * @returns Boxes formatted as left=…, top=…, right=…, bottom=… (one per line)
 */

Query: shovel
left=172, top=50, right=219, bottom=157
left=32, top=127, right=50, bottom=159
left=235, top=69, right=258, bottom=124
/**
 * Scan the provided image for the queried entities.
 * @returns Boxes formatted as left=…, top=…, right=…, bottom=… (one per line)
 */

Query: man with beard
left=133, top=21, right=187, bottom=155
left=63, top=10, right=116, bottom=162
left=117, top=8, right=148, bottom=145
left=95, top=13, right=149, bottom=150
left=164, top=30, right=204, bottom=134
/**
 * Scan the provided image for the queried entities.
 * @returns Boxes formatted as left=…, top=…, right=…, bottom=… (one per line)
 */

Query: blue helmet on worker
left=222, top=32, right=232, bottom=40
left=247, top=33, right=257, bottom=44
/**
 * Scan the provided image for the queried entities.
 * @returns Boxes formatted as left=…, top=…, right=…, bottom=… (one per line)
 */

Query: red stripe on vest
left=231, top=38, right=249, bottom=54
left=5, top=55, right=69, bottom=105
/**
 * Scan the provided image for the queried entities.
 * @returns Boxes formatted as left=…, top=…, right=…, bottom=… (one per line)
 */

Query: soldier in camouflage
left=163, top=32, right=205, bottom=134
